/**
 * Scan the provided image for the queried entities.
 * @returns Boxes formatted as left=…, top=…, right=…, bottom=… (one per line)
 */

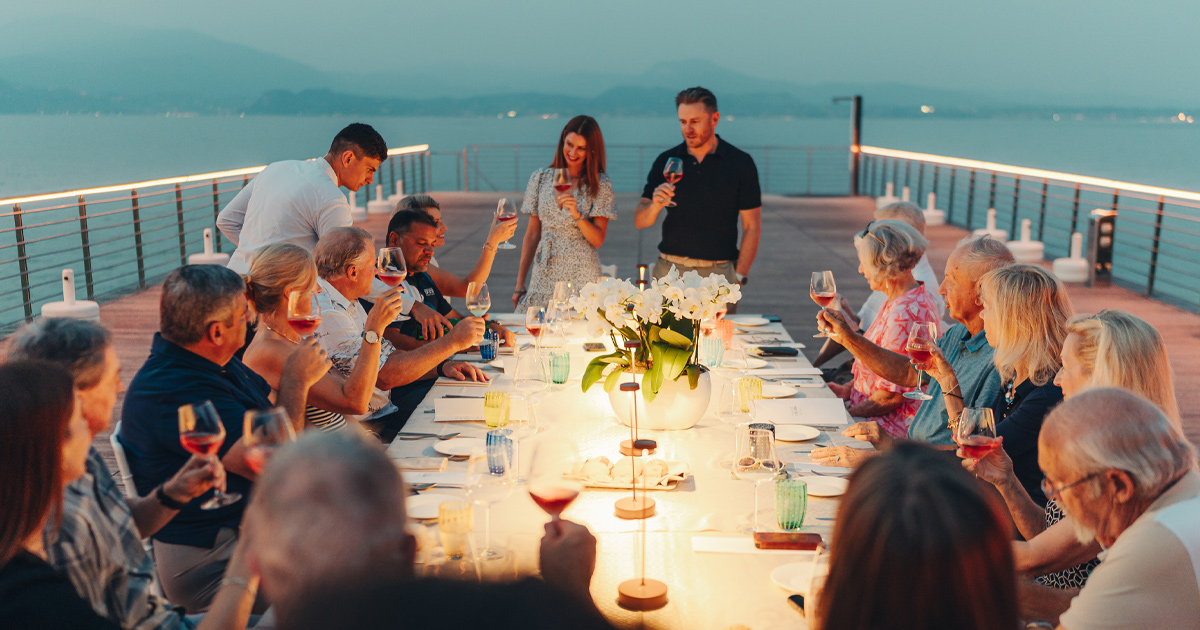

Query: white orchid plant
left=571, top=268, right=741, bottom=402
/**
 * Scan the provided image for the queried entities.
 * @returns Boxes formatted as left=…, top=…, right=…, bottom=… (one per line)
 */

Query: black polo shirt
left=641, top=136, right=761, bottom=261
left=397, top=271, right=453, bottom=339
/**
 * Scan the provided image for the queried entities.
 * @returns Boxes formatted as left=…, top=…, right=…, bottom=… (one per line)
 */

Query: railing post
left=1037, top=179, right=1049, bottom=240
left=1070, top=184, right=1082, bottom=233
left=389, top=156, right=396, bottom=196
left=987, top=171, right=997, bottom=210
left=409, top=154, right=417, bottom=196
left=763, top=147, right=770, bottom=195
left=916, top=162, right=925, bottom=201
left=473, top=146, right=480, bottom=192
left=131, top=190, right=146, bottom=289
left=420, top=151, right=428, bottom=193
left=12, top=204, right=32, bottom=320
left=77, top=196, right=95, bottom=300
left=903, top=160, right=911, bottom=191
left=211, top=179, right=221, bottom=253
left=947, top=167, right=957, bottom=221
left=175, top=183, right=187, bottom=266
left=1147, top=195, right=1165, bottom=297
left=891, top=158, right=899, bottom=189
left=966, top=169, right=978, bottom=227
left=931, top=165, right=940, bottom=204
left=1009, top=176, right=1022, bottom=237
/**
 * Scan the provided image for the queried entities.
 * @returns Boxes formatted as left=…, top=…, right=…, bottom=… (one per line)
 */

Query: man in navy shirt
left=635, top=87, right=762, bottom=312
left=119, top=264, right=328, bottom=612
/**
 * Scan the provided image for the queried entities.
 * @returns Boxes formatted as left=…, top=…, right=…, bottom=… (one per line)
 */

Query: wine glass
left=495, top=199, right=517, bottom=250
left=177, top=401, right=242, bottom=509
left=552, top=167, right=573, bottom=209
left=465, top=442, right=515, bottom=560
left=527, top=437, right=585, bottom=521
left=525, top=306, right=547, bottom=351
left=508, top=395, right=540, bottom=483
left=734, top=424, right=784, bottom=532
left=806, top=543, right=830, bottom=621
left=810, top=271, right=837, bottom=338
left=955, top=407, right=1000, bottom=459
left=376, top=247, right=408, bottom=288
left=466, top=282, right=491, bottom=318
left=286, top=288, right=322, bottom=339
left=242, top=407, right=295, bottom=475
left=904, top=322, right=939, bottom=401
left=514, top=350, right=549, bottom=397
left=662, top=157, right=684, bottom=207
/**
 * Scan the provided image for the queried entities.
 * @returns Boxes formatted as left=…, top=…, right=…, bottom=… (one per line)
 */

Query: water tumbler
left=774, top=479, right=808, bottom=530
left=485, top=428, right=513, bottom=474
left=480, top=329, right=498, bottom=362
left=549, top=350, right=570, bottom=384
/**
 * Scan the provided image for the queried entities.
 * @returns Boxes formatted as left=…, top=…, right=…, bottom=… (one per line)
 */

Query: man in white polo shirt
left=1029, top=388, right=1200, bottom=629
left=217, top=123, right=385, bottom=274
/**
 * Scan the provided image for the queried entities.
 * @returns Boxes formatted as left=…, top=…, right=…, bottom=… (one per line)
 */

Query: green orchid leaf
left=687, top=364, right=700, bottom=390
left=603, top=367, right=625, bottom=393
left=658, top=327, right=692, bottom=350
left=581, top=359, right=607, bottom=392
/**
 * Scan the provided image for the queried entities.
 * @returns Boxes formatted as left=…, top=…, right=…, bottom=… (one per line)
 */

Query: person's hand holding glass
left=376, top=247, right=407, bottom=288
left=662, top=157, right=684, bottom=207
left=903, top=322, right=939, bottom=401
left=810, top=271, right=837, bottom=338
left=243, top=407, right=295, bottom=475
left=495, top=198, right=518, bottom=250
left=286, top=289, right=322, bottom=339
left=177, top=401, right=242, bottom=509
left=527, top=438, right=584, bottom=521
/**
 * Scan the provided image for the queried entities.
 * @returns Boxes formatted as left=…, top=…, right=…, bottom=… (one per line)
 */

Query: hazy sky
left=5, top=0, right=1200, bottom=103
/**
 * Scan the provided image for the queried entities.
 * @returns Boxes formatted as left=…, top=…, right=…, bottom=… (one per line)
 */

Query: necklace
left=262, top=322, right=300, bottom=345
left=1004, top=379, right=1018, bottom=413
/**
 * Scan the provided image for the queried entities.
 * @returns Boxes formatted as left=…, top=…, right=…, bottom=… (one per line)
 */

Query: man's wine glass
left=662, top=157, right=684, bottom=207
left=286, top=289, right=322, bottom=339
left=810, top=271, right=837, bottom=338
left=495, top=199, right=517, bottom=250
left=466, top=282, right=491, bottom=318
left=955, top=407, right=1000, bottom=460
left=242, top=407, right=295, bottom=475
left=527, top=437, right=584, bottom=521
left=904, top=322, right=939, bottom=400
left=465, top=444, right=515, bottom=560
left=376, top=247, right=407, bottom=288
left=177, top=401, right=242, bottom=509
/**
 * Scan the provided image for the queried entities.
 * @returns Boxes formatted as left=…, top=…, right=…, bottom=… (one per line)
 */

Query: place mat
left=753, top=398, right=849, bottom=426
left=691, top=536, right=815, bottom=555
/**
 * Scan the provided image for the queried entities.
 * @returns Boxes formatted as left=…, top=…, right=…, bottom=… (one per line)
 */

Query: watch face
left=364, top=330, right=380, bottom=343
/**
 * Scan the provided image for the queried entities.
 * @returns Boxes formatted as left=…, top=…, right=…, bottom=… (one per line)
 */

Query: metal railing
left=423, top=145, right=853, bottom=196
left=860, top=146, right=1200, bottom=312
left=0, top=145, right=430, bottom=332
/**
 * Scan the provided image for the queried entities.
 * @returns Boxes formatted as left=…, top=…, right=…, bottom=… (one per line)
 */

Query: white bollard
left=41, top=269, right=101, bottom=321
left=367, top=184, right=391, bottom=215
left=876, top=181, right=900, bottom=209
left=1053, top=232, right=1089, bottom=283
left=923, top=192, right=945, bottom=226
left=972, top=208, right=1008, bottom=241
left=188, top=228, right=230, bottom=265
left=1006, top=219, right=1045, bottom=263
left=901, top=186, right=911, bottom=202
left=388, top=180, right=405, bottom=204
left=349, top=190, right=367, bottom=222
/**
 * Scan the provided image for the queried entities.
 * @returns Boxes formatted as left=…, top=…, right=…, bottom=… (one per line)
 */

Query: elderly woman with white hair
left=825, top=219, right=941, bottom=438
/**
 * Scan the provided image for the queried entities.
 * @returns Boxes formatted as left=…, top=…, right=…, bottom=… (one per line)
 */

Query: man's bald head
left=244, top=431, right=413, bottom=608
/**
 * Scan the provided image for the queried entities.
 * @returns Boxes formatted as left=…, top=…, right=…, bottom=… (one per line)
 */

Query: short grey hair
left=1048, top=388, right=1195, bottom=501
left=875, top=201, right=926, bottom=234
left=6, top=318, right=112, bottom=389
left=955, top=234, right=1015, bottom=273
left=854, top=219, right=928, bottom=280
left=315, top=227, right=373, bottom=279
left=394, top=194, right=439, bottom=212
left=160, top=265, right=246, bottom=346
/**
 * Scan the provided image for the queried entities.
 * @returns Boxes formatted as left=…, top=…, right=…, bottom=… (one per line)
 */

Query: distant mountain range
left=0, top=19, right=1188, bottom=118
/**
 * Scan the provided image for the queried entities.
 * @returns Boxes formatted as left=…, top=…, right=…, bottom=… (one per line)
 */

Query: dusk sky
left=3, top=0, right=1200, bottom=103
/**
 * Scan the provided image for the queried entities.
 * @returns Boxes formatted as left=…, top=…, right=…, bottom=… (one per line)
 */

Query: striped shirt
left=906, top=323, right=1000, bottom=446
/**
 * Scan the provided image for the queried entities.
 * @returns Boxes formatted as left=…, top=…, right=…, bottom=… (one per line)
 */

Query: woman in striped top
left=242, top=243, right=404, bottom=432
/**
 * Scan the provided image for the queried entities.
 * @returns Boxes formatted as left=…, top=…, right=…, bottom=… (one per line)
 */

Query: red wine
left=664, top=172, right=683, bottom=184
left=525, top=325, right=542, bottom=337
left=529, top=486, right=580, bottom=516
left=906, top=345, right=933, bottom=363
left=958, top=435, right=1002, bottom=459
left=180, top=432, right=223, bottom=457
left=810, top=292, right=835, bottom=308
left=553, top=183, right=572, bottom=193
left=498, top=215, right=517, bottom=222
left=288, top=317, right=321, bottom=336
left=377, top=273, right=406, bottom=287
left=244, top=445, right=274, bottom=474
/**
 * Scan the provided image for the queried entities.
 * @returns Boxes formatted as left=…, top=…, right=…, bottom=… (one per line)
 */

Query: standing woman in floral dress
left=513, top=115, right=616, bottom=309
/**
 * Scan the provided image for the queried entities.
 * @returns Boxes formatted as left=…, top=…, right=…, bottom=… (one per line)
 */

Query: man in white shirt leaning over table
left=217, top=123, right=386, bottom=274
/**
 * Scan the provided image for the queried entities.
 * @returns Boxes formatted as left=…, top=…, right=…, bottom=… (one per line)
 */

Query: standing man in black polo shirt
left=635, top=87, right=762, bottom=312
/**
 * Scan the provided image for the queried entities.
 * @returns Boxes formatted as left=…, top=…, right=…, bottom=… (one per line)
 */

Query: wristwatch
left=362, top=330, right=381, bottom=344
left=155, top=484, right=188, bottom=510
left=736, top=273, right=748, bottom=286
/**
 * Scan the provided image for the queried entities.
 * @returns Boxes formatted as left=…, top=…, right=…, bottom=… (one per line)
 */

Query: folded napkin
left=433, top=397, right=528, bottom=423
left=691, top=536, right=816, bottom=555
left=754, top=398, right=850, bottom=426
left=761, top=366, right=823, bottom=376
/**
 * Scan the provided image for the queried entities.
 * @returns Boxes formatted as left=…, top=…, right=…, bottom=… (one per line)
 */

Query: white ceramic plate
left=773, top=425, right=821, bottom=441
left=406, top=493, right=463, bottom=520
left=770, top=561, right=816, bottom=594
left=721, top=357, right=768, bottom=370
left=727, top=316, right=770, bottom=327
left=760, top=382, right=797, bottom=398
left=797, top=475, right=849, bottom=497
left=433, top=437, right=485, bottom=457
left=842, top=440, right=874, bottom=450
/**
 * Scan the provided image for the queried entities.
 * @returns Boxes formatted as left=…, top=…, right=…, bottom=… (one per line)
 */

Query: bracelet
left=514, top=289, right=527, bottom=295
left=155, top=484, right=188, bottom=510
left=482, top=243, right=496, bottom=252
left=943, top=391, right=963, bottom=400
left=436, top=360, right=450, bottom=377
left=219, top=576, right=254, bottom=595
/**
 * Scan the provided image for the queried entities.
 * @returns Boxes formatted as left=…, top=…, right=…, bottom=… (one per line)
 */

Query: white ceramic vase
left=607, top=369, right=712, bottom=431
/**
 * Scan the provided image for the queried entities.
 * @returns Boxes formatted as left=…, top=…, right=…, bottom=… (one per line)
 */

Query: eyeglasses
left=1041, top=472, right=1102, bottom=500
left=858, top=221, right=886, bottom=247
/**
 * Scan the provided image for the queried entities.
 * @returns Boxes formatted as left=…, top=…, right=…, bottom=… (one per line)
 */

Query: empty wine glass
left=810, top=271, right=837, bottom=338
left=286, top=288, right=322, bottom=339
left=527, top=437, right=584, bottom=521
left=955, top=407, right=1000, bottom=460
left=376, top=247, right=408, bottom=288
left=734, top=424, right=784, bottom=532
left=495, top=199, right=517, bottom=250
left=466, top=282, right=491, bottom=318
left=508, top=395, right=540, bottom=483
left=662, top=157, right=684, bottom=207
left=904, top=322, right=939, bottom=401
left=514, top=350, right=549, bottom=397
left=242, top=407, right=295, bottom=475
left=465, top=442, right=515, bottom=560
left=178, top=401, right=242, bottom=509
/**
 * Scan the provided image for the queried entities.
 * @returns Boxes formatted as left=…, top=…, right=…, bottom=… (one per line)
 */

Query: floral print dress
left=518, top=168, right=616, bottom=310
left=848, top=282, right=941, bottom=438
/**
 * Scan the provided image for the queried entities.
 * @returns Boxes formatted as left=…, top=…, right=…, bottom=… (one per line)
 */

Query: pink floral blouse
left=848, top=282, right=941, bottom=438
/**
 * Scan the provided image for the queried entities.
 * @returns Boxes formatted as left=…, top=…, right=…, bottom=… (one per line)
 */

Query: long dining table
left=386, top=314, right=869, bottom=630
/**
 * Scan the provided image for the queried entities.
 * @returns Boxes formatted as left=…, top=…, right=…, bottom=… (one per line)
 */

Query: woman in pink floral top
left=827, top=220, right=941, bottom=438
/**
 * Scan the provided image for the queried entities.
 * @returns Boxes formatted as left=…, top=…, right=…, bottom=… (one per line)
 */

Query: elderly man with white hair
left=1033, top=388, right=1199, bottom=629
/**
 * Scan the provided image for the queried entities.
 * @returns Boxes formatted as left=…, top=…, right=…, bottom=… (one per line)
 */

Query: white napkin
left=403, top=471, right=469, bottom=487
left=432, top=398, right=528, bottom=423
left=754, top=398, right=850, bottom=426
left=691, top=536, right=816, bottom=555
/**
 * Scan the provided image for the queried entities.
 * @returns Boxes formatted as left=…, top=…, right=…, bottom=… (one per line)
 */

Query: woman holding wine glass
left=243, top=243, right=405, bottom=430
left=394, top=194, right=518, bottom=298
left=822, top=220, right=940, bottom=439
left=514, top=115, right=616, bottom=310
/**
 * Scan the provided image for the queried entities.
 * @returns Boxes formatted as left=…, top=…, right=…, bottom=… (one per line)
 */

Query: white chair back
left=109, top=421, right=139, bottom=500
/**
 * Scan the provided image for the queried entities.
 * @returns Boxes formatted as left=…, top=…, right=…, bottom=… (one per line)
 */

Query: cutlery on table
left=395, top=432, right=461, bottom=440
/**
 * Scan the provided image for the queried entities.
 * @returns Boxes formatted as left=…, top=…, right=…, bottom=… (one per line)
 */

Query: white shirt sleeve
left=216, top=177, right=255, bottom=246
left=314, top=197, right=354, bottom=239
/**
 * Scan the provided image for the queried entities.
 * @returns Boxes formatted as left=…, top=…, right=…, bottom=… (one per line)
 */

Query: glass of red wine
left=551, top=168, right=573, bottom=209
left=376, top=247, right=408, bottom=288
left=525, top=306, right=547, bottom=351
left=177, top=401, right=242, bottom=510
left=904, top=322, right=939, bottom=401
left=955, top=407, right=1000, bottom=460
left=495, top=198, right=517, bottom=250
left=527, top=437, right=584, bottom=521
left=286, top=288, right=322, bottom=338
left=810, top=271, right=837, bottom=338
left=662, top=157, right=683, bottom=207
left=243, top=407, right=295, bottom=475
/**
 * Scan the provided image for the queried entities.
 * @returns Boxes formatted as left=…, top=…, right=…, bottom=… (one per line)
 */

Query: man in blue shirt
left=120, top=264, right=329, bottom=612
left=811, top=235, right=1015, bottom=468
